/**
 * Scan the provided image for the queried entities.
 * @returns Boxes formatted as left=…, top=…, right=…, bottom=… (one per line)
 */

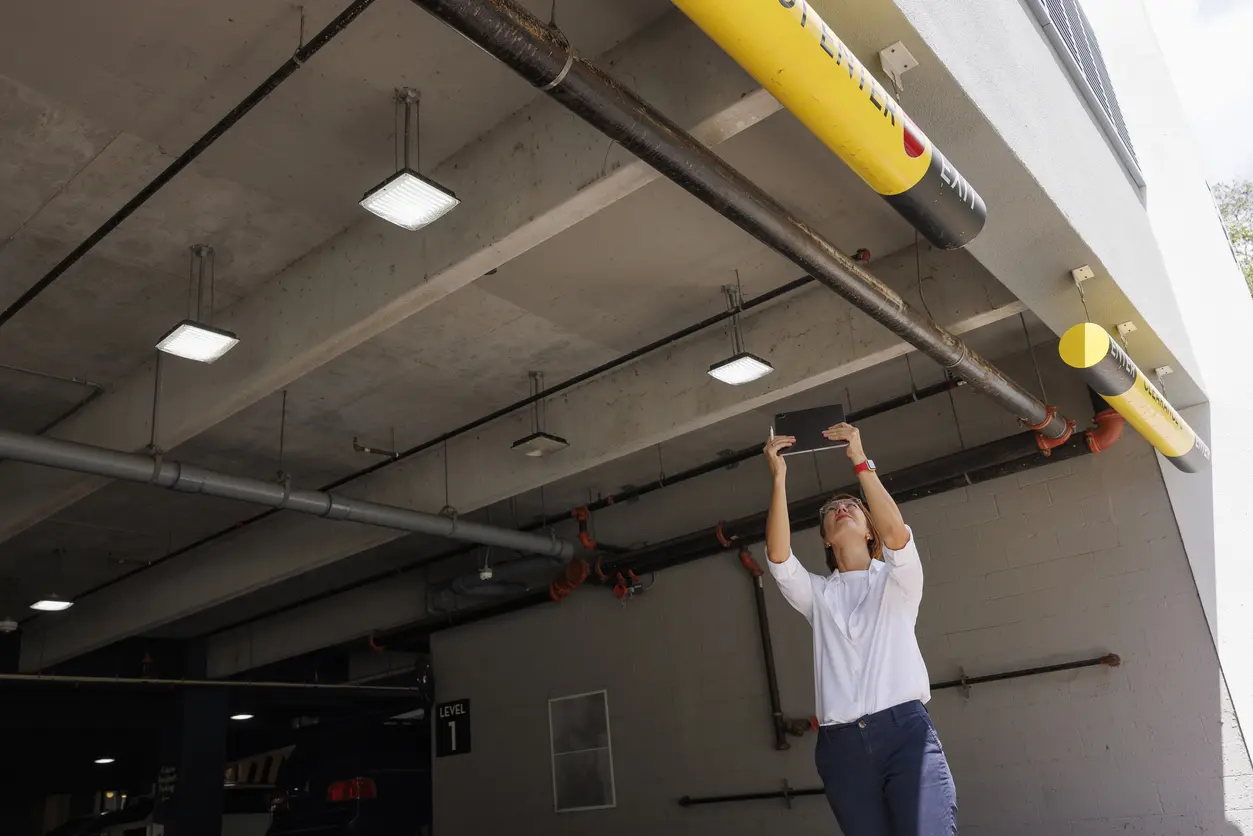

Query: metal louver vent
left=1032, top=0, right=1144, bottom=187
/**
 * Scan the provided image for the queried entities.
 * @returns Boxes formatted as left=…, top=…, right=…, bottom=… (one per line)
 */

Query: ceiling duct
left=0, top=429, right=576, bottom=559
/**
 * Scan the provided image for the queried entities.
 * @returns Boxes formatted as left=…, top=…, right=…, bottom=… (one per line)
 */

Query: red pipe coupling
left=1035, top=418, right=1076, bottom=455
left=715, top=521, right=739, bottom=548
left=549, top=557, right=590, bottom=602
left=572, top=506, right=596, bottom=550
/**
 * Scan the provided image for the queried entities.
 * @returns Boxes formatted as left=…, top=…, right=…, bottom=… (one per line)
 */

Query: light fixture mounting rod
left=529, top=371, right=546, bottom=433
left=397, top=87, right=421, bottom=171
left=189, top=244, right=215, bottom=324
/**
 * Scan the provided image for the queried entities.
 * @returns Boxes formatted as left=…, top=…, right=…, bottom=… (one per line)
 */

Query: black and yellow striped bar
left=1059, top=323, right=1210, bottom=473
left=671, top=0, right=987, bottom=249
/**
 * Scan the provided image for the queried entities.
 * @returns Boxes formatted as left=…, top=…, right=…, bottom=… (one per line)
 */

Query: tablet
left=774, top=404, right=848, bottom=456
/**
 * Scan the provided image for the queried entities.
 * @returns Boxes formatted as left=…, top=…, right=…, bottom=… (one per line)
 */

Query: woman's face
left=821, top=497, right=870, bottom=546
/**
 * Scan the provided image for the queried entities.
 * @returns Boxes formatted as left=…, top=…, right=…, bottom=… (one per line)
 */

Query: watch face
left=865, top=459, right=876, bottom=471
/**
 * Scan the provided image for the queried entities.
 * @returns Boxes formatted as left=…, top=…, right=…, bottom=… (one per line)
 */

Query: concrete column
left=157, top=648, right=228, bottom=836
left=0, top=627, right=18, bottom=673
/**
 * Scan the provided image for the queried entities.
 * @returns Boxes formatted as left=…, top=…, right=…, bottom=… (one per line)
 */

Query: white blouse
left=768, top=526, right=931, bottom=725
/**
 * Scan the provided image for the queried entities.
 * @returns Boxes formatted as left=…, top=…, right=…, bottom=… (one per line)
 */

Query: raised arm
left=762, top=433, right=817, bottom=618
left=823, top=423, right=909, bottom=550
left=763, top=433, right=796, bottom=563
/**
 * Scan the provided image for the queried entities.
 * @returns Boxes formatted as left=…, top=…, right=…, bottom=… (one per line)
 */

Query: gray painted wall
left=892, top=0, right=1253, bottom=754
left=431, top=429, right=1252, bottom=834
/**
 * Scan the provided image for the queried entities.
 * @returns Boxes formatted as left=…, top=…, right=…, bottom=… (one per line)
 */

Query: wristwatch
left=854, top=459, right=877, bottom=476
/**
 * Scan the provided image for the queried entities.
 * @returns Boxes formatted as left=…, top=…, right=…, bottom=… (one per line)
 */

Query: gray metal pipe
left=407, top=0, right=1072, bottom=440
left=0, top=428, right=575, bottom=558
left=0, top=672, right=423, bottom=692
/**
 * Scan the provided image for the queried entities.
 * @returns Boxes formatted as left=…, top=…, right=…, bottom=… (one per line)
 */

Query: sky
left=1145, top=0, right=1253, bottom=184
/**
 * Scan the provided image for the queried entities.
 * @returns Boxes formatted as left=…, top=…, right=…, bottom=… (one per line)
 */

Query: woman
left=763, top=422, right=957, bottom=836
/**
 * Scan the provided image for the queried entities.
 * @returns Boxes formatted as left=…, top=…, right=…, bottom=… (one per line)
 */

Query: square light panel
left=30, top=597, right=73, bottom=612
left=360, top=169, right=460, bottom=231
left=511, top=431, right=569, bottom=458
left=157, top=320, right=240, bottom=364
left=708, top=352, right=774, bottom=385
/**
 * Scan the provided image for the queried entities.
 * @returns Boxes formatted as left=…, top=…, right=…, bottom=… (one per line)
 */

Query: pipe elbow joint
left=1085, top=409, right=1125, bottom=454
left=739, top=547, right=763, bottom=577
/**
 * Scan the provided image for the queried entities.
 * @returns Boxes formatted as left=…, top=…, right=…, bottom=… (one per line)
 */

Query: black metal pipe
left=748, top=572, right=789, bottom=751
left=36, top=387, right=105, bottom=436
left=208, top=379, right=959, bottom=642
left=0, top=361, right=108, bottom=434
left=579, top=378, right=960, bottom=511
left=0, top=362, right=104, bottom=391
left=374, top=428, right=1094, bottom=648
left=406, top=0, right=1072, bottom=441
left=679, top=787, right=826, bottom=807
left=65, top=275, right=816, bottom=610
left=0, top=0, right=379, bottom=332
left=931, top=653, right=1120, bottom=691
left=319, top=273, right=817, bottom=493
left=599, top=432, right=1093, bottom=581
left=678, top=655, right=1120, bottom=808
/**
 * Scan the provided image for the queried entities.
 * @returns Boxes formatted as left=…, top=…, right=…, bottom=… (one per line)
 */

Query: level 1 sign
left=435, top=698, right=471, bottom=757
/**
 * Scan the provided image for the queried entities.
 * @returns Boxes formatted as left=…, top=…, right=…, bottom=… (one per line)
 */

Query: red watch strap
left=854, top=460, right=872, bottom=476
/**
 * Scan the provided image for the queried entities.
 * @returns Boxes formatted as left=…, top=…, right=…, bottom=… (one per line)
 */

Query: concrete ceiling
left=0, top=0, right=1194, bottom=672
left=0, top=103, right=923, bottom=619
left=0, top=0, right=671, bottom=391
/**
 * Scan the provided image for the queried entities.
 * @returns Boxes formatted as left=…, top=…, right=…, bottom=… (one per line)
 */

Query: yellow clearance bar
left=1058, top=323, right=1210, bottom=473
left=671, top=0, right=986, bottom=249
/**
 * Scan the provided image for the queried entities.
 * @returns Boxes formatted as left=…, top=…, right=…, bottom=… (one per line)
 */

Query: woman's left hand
left=823, top=422, right=867, bottom=465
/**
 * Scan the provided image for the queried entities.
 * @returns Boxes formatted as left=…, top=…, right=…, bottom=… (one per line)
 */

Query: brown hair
left=821, top=494, right=883, bottom=572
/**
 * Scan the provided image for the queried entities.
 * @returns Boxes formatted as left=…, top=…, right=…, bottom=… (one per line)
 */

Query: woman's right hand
left=763, top=434, right=796, bottom=482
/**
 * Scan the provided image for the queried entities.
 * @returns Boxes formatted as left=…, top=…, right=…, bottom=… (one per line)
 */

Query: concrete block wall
left=431, top=436, right=1250, bottom=834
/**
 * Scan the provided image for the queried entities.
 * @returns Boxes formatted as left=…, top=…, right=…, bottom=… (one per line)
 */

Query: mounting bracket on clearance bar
left=878, top=41, right=918, bottom=92
left=1059, top=323, right=1210, bottom=472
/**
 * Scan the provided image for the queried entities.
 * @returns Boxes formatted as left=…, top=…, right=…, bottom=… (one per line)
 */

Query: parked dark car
left=266, top=721, right=430, bottom=836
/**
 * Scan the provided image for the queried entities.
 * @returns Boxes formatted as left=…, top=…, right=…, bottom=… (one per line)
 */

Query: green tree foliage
left=1213, top=179, right=1253, bottom=294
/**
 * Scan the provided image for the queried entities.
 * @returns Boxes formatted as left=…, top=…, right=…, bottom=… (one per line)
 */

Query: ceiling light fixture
left=512, top=371, right=568, bottom=457
left=30, top=595, right=73, bottom=612
left=361, top=88, right=459, bottom=231
left=157, top=245, right=239, bottom=363
left=94, top=758, right=115, bottom=765
left=230, top=714, right=255, bottom=721
left=709, top=278, right=774, bottom=385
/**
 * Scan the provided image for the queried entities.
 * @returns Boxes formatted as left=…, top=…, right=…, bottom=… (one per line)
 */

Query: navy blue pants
left=815, top=701, right=957, bottom=835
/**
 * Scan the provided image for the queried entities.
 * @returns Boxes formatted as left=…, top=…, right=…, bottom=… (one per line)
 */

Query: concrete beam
left=209, top=574, right=428, bottom=679
left=0, top=10, right=780, bottom=546
left=20, top=244, right=1024, bottom=672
